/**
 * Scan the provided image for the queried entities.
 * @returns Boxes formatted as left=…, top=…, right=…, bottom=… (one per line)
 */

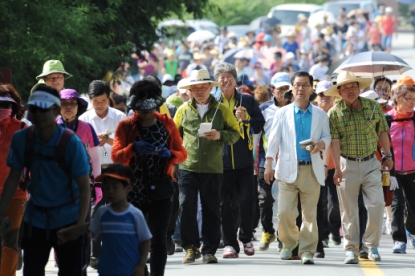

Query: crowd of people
left=0, top=4, right=414, bottom=276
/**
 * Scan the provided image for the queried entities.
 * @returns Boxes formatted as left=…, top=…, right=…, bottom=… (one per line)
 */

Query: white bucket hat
left=178, top=69, right=221, bottom=89
left=360, top=90, right=387, bottom=104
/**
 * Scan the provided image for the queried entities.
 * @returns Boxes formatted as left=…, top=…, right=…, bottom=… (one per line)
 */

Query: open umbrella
left=308, top=11, right=335, bottom=28
left=248, top=16, right=281, bottom=32
left=222, top=47, right=244, bottom=64
left=334, top=51, right=412, bottom=77
left=187, top=30, right=215, bottom=42
left=234, top=48, right=265, bottom=60
left=257, top=47, right=286, bottom=69
left=347, top=9, right=369, bottom=18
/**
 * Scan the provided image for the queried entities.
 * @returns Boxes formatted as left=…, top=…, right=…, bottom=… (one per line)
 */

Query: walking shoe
left=182, top=246, right=201, bottom=264
left=167, top=237, right=175, bottom=256
left=202, top=254, right=218, bottom=264
left=222, top=246, right=239, bottom=258
left=405, top=228, right=415, bottom=248
left=258, top=232, right=276, bottom=251
left=314, top=251, right=325, bottom=258
left=175, top=242, right=183, bottom=252
left=368, top=248, right=381, bottom=261
left=322, top=238, right=329, bottom=248
left=243, top=242, right=255, bottom=256
left=392, top=241, right=406, bottom=253
left=280, top=241, right=299, bottom=260
left=301, top=252, right=314, bottom=264
left=344, top=253, right=359, bottom=264
left=332, top=235, right=341, bottom=246
left=90, top=257, right=99, bottom=269
left=359, top=248, right=368, bottom=259
left=277, top=241, right=283, bottom=252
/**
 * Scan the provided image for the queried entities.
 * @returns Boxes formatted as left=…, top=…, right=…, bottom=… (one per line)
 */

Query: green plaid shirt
left=328, top=97, right=389, bottom=158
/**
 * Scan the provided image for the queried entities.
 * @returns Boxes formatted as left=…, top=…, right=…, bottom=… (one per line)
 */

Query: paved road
left=17, top=32, right=415, bottom=275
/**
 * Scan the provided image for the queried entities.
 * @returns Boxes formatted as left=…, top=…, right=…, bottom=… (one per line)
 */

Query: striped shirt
left=328, top=97, right=389, bottom=158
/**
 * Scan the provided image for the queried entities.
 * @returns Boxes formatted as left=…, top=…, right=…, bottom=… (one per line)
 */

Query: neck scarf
left=0, top=109, right=12, bottom=124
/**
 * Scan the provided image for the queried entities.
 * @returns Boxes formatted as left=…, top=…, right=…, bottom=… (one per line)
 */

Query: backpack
left=20, top=125, right=76, bottom=204
left=384, top=114, right=415, bottom=128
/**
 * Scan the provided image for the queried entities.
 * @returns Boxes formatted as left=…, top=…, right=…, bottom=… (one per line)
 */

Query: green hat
left=36, top=60, right=72, bottom=80
left=30, top=79, right=45, bottom=94
left=166, top=95, right=184, bottom=109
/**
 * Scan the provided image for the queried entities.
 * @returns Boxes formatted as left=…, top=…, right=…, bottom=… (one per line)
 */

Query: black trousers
left=392, top=173, right=415, bottom=242
left=258, top=167, right=275, bottom=234
left=179, top=170, right=222, bottom=255
left=221, top=167, right=255, bottom=253
left=316, top=184, right=329, bottom=252
left=326, top=169, right=341, bottom=237
left=132, top=198, right=172, bottom=276
left=167, top=181, right=180, bottom=239
left=22, top=222, right=83, bottom=276
left=253, top=175, right=260, bottom=233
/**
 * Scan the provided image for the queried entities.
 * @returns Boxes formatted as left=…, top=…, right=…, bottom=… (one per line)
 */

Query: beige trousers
left=337, top=156, right=384, bottom=255
left=277, top=164, right=321, bottom=256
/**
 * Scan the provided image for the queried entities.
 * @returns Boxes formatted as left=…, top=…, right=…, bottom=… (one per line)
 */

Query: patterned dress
left=128, top=120, right=169, bottom=206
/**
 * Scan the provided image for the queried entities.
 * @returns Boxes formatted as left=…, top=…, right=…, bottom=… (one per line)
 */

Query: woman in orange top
left=112, top=79, right=186, bottom=275
left=0, top=84, right=28, bottom=275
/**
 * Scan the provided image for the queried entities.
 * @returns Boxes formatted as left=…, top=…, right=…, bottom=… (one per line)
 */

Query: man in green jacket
left=174, top=69, right=240, bottom=264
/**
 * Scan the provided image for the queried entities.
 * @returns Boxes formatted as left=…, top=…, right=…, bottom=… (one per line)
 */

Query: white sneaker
left=301, top=252, right=314, bottom=264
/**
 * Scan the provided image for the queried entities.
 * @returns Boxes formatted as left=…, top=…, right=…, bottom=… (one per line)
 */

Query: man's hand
left=264, top=166, right=274, bottom=185
left=172, top=166, right=179, bottom=182
left=57, top=222, right=89, bottom=245
left=204, top=129, right=220, bottom=140
left=382, top=159, right=394, bottom=172
left=234, top=106, right=246, bottom=121
left=132, top=264, right=145, bottom=276
left=333, top=169, right=342, bottom=186
left=310, top=140, right=325, bottom=154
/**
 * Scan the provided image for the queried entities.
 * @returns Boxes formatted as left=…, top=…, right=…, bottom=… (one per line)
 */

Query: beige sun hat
left=324, top=71, right=372, bottom=97
left=178, top=69, right=221, bottom=89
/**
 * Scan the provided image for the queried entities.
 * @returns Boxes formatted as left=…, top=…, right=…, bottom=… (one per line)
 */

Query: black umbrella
left=327, top=56, right=350, bottom=76
left=334, top=51, right=412, bottom=77
left=222, top=47, right=244, bottom=64
left=248, top=16, right=281, bottom=32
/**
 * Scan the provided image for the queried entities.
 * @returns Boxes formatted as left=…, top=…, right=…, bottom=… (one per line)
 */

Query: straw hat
left=324, top=71, right=372, bottom=97
left=178, top=69, right=221, bottom=89
left=193, top=52, right=206, bottom=60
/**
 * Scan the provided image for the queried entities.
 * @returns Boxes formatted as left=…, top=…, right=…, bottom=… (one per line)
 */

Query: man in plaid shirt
left=324, top=72, right=393, bottom=264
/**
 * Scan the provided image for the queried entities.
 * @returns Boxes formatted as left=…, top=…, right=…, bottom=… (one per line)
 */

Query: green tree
left=0, top=0, right=214, bottom=100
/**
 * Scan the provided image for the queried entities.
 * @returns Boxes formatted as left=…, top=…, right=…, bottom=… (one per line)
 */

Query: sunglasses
left=28, top=105, right=54, bottom=113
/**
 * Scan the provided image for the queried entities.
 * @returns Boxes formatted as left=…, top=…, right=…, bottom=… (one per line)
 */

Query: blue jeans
left=382, top=35, right=392, bottom=48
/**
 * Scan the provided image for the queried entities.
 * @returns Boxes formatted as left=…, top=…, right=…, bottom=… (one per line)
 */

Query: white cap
left=162, top=74, right=173, bottom=84
left=360, top=90, right=387, bottom=104
left=177, top=78, right=190, bottom=94
left=385, top=7, right=393, bottom=13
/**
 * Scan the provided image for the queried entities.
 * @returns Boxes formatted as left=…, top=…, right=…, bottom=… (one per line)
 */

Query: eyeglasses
left=293, top=84, right=311, bottom=89
left=61, top=102, right=78, bottom=108
left=375, top=88, right=390, bottom=95
left=0, top=102, right=12, bottom=109
left=45, top=76, right=64, bottom=82
left=403, top=98, right=415, bottom=103
left=28, top=105, right=54, bottom=113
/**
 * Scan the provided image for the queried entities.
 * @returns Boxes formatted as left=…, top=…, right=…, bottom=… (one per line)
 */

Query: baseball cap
left=27, top=91, right=61, bottom=108
left=177, top=78, right=190, bottom=94
left=360, top=90, right=387, bottom=104
left=263, top=35, right=272, bottom=42
left=271, top=72, right=291, bottom=88
left=385, top=7, right=393, bottom=13
left=396, top=75, right=414, bottom=87
left=286, top=52, right=295, bottom=60
left=315, top=80, right=333, bottom=94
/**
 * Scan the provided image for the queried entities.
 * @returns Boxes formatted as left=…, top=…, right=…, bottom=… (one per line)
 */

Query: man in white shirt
left=78, top=80, right=126, bottom=267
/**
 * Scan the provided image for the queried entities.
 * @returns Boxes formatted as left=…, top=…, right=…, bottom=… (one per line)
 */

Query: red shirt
left=381, top=16, right=397, bottom=36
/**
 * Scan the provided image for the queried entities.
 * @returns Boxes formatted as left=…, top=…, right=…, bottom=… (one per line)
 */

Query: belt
left=341, top=154, right=374, bottom=162
left=298, top=160, right=312, bottom=165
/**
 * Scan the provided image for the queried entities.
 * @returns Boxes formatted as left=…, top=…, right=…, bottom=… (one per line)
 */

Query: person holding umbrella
left=325, top=71, right=393, bottom=264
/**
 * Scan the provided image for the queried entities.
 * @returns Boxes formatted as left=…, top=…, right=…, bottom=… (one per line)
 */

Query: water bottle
left=382, top=167, right=390, bottom=187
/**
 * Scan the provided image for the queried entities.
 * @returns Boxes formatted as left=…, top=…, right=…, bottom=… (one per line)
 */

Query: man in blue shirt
left=264, top=71, right=331, bottom=265
left=0, top=85, right=90, bottom=276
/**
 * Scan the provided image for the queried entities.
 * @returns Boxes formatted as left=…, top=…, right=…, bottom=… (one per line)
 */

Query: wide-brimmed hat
left=324, top=71, right=372, bottom=97
left=360, top=90, right=387, bottom=104
left=193, top=52, right=206, bottom=60
left=178, top=69, right=221, bottom=89
left=36, top=60, right=72, bottom=80
left=60, top=89, right=88, bottom=116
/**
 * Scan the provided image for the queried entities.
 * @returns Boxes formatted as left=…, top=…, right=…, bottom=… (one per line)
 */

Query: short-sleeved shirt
left=7, top=125, right=90, bottom=229
left=328, top=97, right=389, bottom=158
left=294, top=103, right=312, bottom=161
left=90, top=204, right=152, bottom=275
